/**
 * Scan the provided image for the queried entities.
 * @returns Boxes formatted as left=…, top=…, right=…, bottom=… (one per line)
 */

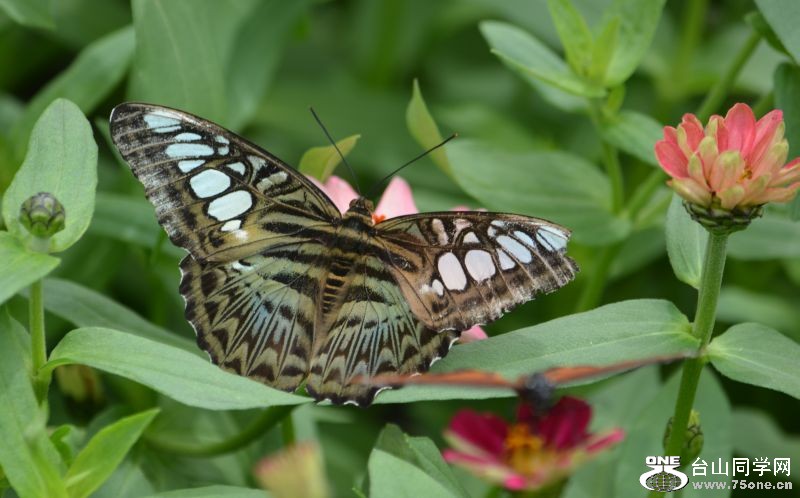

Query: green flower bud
left=683, top=201, right=762, bottom=236
left=663, top=410, right=704, bottom=465
left=19, top=192, right=65, bottom=239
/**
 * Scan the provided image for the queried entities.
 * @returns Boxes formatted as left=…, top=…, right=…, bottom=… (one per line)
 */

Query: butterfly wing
left=374, top=212, right=578, bottom=331
left=306, top=254, right=458, bottom=406
left=364, top=370, right=514, bottom=389
left=110, top=102, right=340, bottom=393
left=110, top=103, right=341, bottom=263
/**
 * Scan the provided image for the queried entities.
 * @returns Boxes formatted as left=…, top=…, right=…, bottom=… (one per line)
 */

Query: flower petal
left=535, top=397, right=591, bottom=450
left=758, top=184, right=800, bottom=203
left=445, top=410, right=508, bottom=457
left=459, top=325, right=488, bottom=343
left=669, top=178, right=712, bottom=206
left=375, top=177, right=418, bottom=219
left=679, top=114, right=705, bottom=152
left=709, top=150, right=745, bottom=192
left=750, top=110, right=784, bottom=164
left=586, top=428, right=625, bottom=453
left=718, top=185, right=746, bottom=210
left=724, top=103, right=756, bottom=155
left=309, top=175, right=359, bottom=214
left=655, top=140, right=689, bottom=177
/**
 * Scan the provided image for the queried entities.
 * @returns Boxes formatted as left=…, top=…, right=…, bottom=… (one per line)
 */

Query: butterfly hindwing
left=375, top=212, right=578, bottom=331
left=109, top=103, right=340, bottom=263
left=306, top=253, right=458, bottom=405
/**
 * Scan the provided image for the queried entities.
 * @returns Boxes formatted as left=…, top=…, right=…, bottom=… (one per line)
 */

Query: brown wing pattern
left=375, top=212, right=578, bottom=331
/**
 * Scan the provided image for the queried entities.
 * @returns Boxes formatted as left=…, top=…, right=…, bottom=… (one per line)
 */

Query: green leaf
left=732, top=408, right=800, bottom=466
left=614, top=370, right=731, bottom=497
left=717, top=286, right=800, bottom=342
left=600, top=110, right=663, bottom=166
left=298, top=134, right=361, bottom=182
left=0, top=308, right=67, bottom=498
left=368, top=450, right=458, bottom=498
left=45, top=327, right=310, bottom=410
left=448, top=139, right=630, bottom=245
left=665, top=195, right=707, bottom=289
left=10, top=26, right=135, bottom=161
left=0, top=232, right=59, bottom=305
left=406, top=80, right=451, bottom=176
left=378, top=299, right=695, bottom=403
left=756, top=0, right=800, bottom=62
left=747, top=12, right=791, bottom=59
left=143, top=486, right=268, bottom=498
left=588, top=16, right=620, bottom=84
left=479, top=20, right=605, bottom=98
left=547, top=0, right=594, bottom=78
left=0, top=0, right=54, bottom=29
left=130, top=0, right=308, bottom=130
left=727, top=209, right=800, bottom=260
left=373, top=425, right=469, bottom=498
left=2, top=99, right=98, bottom=253
left=708, top=322, right=800, bottom=400
left=775, top=63, right=800, bottom=159
left=601, top=0, right=666, bottom=86
left=39, top=278, right=197, bottom=353
left=88, top=193, right=183, bottom=258
left=65, top=409, right=159, bottom=498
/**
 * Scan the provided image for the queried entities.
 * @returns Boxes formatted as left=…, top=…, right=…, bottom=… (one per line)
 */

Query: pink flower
left=443, top=397, right=624, bottom=491
left=655, top=103, right=800, bottom=210
left=309, top=175, right=489, bottom=343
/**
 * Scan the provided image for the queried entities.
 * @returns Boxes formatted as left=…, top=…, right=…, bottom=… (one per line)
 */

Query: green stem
left=574, top=243, right=623, bottom=312
left=484, top=486, right=503, bottom=498
left=696, top=31, right=762, bottom=122
left=146, top=405, right=294, bottom=457
left=648, top=232, right=728, bottom=498
left=601, top=141, right=624, bottom=213
left=627, top=169, right=667, bottom=223
left=281, top=413, right=296, bottom=446
left=29, top=279, right=49, bottom=402
left=665, top=0, right=708, bottom=102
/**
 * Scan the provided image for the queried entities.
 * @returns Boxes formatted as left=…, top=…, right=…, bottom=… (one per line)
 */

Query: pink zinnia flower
left=442, top=397, right=624, bottom=491
left=254, top=442, right=330, bottom=498
left=655, top=103, right=800, bottom=210
left=309, top=175, right=489, bottom=343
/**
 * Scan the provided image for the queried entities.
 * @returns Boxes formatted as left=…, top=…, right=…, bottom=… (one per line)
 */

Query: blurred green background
left=1, top=0, right=798, bottom=497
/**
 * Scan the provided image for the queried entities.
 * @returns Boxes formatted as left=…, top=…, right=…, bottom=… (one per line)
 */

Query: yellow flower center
left=503, top=423, right=552, bottom=475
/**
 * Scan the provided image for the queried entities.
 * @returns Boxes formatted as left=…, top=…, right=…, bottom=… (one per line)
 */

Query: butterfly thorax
left=318, top=197, right=377, bottom=322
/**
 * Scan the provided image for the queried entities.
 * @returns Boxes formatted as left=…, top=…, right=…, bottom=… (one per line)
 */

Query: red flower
left=655, top=103, right=800, bottom=210
left=309, top=174, right=489, bottom=343
left=443, top=397, right=624, bottom=491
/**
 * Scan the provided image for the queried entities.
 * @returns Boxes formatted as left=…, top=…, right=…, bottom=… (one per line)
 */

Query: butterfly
left=109, top=102, right=579, bottom=406
left=362, top=353, right=691, bottom=411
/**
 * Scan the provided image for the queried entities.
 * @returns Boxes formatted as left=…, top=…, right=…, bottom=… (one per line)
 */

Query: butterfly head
left=517, top=373, right=556, bottom=414
left=346, top=197, right=377, bottom=223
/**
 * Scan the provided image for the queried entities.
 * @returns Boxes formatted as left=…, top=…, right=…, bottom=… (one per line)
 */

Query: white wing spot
left=437, top=252, right=467, bottom=291
left=208, top=190, right=253, bottom=220
left=218, top=146, right=229, bottom=155
left=463, top=231, right=480, bottom=244
left=178, top=159, right=204, bottom=173
left=497, top=235, right=532, bottom=263
left=487, top=226, right=497, bottom=237
left=453, top=218, right=471, bottom=234
left=220, top=219, right=242, bottom=232
left=144, top=111, right=181, bottom=133
left=225, top=161, right=246, bottom=175
left=215, top=135, right=229, bottom=144
left=514, top=230, right=535, bottom=247
left=231, top=260, right=253, bottom=272
left=432, top=219, right=448, bottom=244
left=190, top=170, right=230, bottom=198
left=465, top=249, right=496, bottom=282
left=491, top=220, right=505, bottom=228
left=175, top=132, right=202, bottom=141
left=497, top=249, right=516, bottom=270
left=249, top=155, right=267, bottom=171
left=257, top=171, right=289, bottom=191
left=166, top=143, right=214, bottom=158
left=432, top=279, right=444, bottom=296
left=537, top=226, right=568, bottom=250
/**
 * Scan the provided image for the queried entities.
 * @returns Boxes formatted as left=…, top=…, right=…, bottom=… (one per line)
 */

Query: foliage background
left=0, top=0, right=799, bottom=497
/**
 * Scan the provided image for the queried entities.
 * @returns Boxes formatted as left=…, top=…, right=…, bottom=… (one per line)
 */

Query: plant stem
left=626, top=169, right=666, bottom=224
left=484, top=486, right=503, bottom=498
left=601, top=141, right=624, bottom=213
left=574, top=243, right=623, bottom=312
left=281, top=413, right=296, bottom=446
left=648, top=232, right=728, bottom=498
left=664, top=0, right=708, bottom=102
left=29, top=279, right=49, bottom=402
left=696, top=31, right=762, bottom=122
left=146, top=405, right=294, bottom=457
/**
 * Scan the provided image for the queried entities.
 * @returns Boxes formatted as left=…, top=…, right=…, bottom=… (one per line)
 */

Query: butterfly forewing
left=375, top=212, right=578, bottom=331
left=109, top=103, right=340, bottom=263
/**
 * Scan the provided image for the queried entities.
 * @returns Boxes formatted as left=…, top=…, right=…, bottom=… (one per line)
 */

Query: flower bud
left=19, top=192, right=65, bottom=239
left=663, top=410, right=704, bottom=464
left=254, top=442, right=330, bottom=498
left=683, top=201, right=763, bottom=235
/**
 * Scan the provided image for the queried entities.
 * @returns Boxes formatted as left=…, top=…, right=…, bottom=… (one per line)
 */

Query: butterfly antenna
left=367, top=133, right=457, bottom=198
left=309, top=107, right=362, bottom=195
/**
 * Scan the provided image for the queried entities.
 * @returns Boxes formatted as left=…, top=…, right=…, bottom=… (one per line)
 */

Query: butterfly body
left=110, top=102, right=578, bottom=405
